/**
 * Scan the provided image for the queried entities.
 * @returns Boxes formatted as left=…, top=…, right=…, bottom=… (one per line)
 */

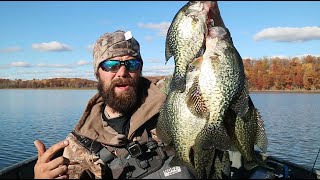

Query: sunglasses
left=99, top=59, right=142, bottom=73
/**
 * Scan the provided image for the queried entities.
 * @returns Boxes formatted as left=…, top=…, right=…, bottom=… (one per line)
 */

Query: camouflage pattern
left=63, top=133, right=104, bottom=179
left=92, top=30, right=142, bottom=78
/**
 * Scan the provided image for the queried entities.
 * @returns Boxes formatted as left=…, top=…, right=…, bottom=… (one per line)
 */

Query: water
left=0, top=89, right=97, bottom=170
left=250, top=93, right=320, bottom=171
left=0, top=90, right=319, bottom=171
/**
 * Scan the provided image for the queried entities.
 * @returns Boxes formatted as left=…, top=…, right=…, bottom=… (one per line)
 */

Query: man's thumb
left=34, top=139, right=46, bottom=158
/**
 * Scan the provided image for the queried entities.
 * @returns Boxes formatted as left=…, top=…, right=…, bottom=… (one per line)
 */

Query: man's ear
left=96, top=71, right=100, bottom=81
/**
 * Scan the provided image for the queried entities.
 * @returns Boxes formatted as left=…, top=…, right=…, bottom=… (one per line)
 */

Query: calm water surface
left=0, top=89, right=319, bottom=171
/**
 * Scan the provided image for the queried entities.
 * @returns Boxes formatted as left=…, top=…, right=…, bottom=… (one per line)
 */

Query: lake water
left=0, top=89, right=319, bottom=171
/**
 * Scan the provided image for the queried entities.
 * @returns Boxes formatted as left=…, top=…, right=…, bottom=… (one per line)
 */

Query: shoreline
left=250, top=90, right=320, bottom=94
left=1, top=88, right=320, bottom=93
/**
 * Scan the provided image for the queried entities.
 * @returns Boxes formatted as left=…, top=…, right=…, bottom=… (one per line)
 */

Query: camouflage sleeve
left=63, top=133, right=105, bottom=179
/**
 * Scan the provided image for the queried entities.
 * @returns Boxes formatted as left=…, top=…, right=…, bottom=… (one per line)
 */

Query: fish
left=223, top=96, right=268, bottom=170
left=156, top=56, right=232, bottom=179
left=156, top=57, right=207, bottom=170
left=189, top=25, right=268, bottom=172
left=165, top=1, right=216, bottom=93
left=158, top=1, right=268, bottom=177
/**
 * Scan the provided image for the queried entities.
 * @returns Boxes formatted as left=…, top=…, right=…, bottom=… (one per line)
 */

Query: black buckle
left=127, top=141, right=142, bottom=158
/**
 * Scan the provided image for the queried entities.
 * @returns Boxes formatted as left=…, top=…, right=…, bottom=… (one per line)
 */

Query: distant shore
left=1, top=88, right=320, bottom=94
left=250, top=90, right=320, bottom=94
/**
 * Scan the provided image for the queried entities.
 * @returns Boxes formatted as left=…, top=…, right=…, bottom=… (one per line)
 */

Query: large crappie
left=156, top=57, right=206, bottom=167
left=190, top=26, right=268, bottom=171
left=156, top=57, right=231, bottom=179
left=165, top=1, right=215, bottom=93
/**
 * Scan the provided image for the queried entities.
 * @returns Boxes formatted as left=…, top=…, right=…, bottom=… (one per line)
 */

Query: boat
left=0, top=150, right=319, bottom=179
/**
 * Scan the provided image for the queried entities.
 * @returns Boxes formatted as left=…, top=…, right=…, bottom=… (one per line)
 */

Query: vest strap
left=71, top=131, right=116, bottom=164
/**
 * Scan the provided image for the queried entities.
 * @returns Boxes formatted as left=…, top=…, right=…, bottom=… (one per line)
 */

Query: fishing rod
left=309, top=147, right=320, bottom=178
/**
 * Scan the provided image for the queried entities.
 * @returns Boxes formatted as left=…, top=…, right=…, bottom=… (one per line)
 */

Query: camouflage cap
left=93, top=30, right=142, bottom=78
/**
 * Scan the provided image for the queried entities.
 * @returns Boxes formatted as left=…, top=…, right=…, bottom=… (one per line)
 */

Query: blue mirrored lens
left=100, top=60, right=120, bottom=72
left=126, top=59, right=141, bottom=71
left=100, top=59, right=141, bottom=72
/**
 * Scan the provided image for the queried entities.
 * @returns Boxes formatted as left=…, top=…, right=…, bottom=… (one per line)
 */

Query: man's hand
left=34, top=139, right=70, bottom=179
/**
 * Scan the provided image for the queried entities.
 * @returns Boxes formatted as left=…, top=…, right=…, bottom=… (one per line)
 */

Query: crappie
left=156, top=57, right=231, bottom=179
left=156, top=57, right=207, bottom=170
left=189, top=26, right=268, bottom=171
left=190, top=25, right=246, bottom=150
left=165, top=1, right=215, bottom=93
left=224, top=96, right=268, bottom=170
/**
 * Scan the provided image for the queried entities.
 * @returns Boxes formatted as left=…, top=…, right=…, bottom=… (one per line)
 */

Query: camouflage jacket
left=63, top=77, right=167, bottom=179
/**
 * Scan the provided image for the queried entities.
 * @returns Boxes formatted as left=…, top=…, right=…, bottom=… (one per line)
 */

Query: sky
left=0, top=1, right=320, bottom=80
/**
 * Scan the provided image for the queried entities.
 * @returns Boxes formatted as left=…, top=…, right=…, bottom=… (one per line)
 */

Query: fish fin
left=156, top=75, right=172, bottom=95
left=165, top=37, right=173, bottom=65
left=210, top=149, right=231, bottom=179
left=185, top=75, right=209, bottom=118
left=254, top=108, right=268, bottom=152
left=230, top=78, right=250, bottom=117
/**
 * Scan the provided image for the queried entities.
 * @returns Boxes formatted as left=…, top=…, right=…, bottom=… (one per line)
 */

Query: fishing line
left=309, top=147, right=320, bottom=178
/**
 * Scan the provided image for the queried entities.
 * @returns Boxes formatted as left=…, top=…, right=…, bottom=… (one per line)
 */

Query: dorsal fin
left=186, top=75, right=209, bottom=119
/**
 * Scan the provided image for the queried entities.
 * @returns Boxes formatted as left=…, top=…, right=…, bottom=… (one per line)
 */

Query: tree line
left=0, top=78, right=98, bottom=89
left=0, top=76, right=165, bottom=89
left=244, top=55, right=320, bottom=91
left=0, top=55, right=319, bottom=91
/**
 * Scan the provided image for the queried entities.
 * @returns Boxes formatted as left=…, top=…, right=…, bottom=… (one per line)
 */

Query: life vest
left=70, top=130, right=196, bottom=179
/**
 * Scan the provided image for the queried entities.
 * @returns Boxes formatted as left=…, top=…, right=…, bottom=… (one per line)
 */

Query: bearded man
left=33, top=30, right=195, bottom=179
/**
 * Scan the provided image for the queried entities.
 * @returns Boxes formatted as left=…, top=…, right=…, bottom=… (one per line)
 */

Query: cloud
left=0, top=46, right=22, bottom=53
left=32, top=41, right=73, bottom=52
left=10, top=61, right=31, bottom=67
left=253, top=26, right=320, bottom=42
left=147, top=58, right=163, bottom=63
left=5, top=61, right=90, bottom=69
left=138, top=22, right=171, bottom=37
left=36, top=63, right=71, bottom=68
left=77, top=60, right=90, bottom=66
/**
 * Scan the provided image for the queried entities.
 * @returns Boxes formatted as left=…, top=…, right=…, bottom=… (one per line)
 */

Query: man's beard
left=98, top=77, right=140, bottom=115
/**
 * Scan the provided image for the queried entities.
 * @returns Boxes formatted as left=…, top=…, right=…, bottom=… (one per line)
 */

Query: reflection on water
left=0, top=90, right=319, bottom=171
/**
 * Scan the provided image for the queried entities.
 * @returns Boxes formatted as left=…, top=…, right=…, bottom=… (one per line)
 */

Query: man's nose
left=116, top=65, right=129, bottom=77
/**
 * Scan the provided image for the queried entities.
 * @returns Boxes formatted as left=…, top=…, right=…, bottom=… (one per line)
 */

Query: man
left=33, top=30, right=195, bottom=179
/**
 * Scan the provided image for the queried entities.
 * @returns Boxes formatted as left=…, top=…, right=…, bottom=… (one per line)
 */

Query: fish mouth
left=207, top=2, right=226, bottom=28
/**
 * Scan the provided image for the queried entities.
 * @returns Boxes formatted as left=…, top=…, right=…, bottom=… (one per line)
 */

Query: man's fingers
left=39, top=140, right=69, bottom=163
left=49, top=165, right=68, bottom=178
left=46, top=156, right=70, bottom=171
left=34, top=139, right=46, bottom=158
